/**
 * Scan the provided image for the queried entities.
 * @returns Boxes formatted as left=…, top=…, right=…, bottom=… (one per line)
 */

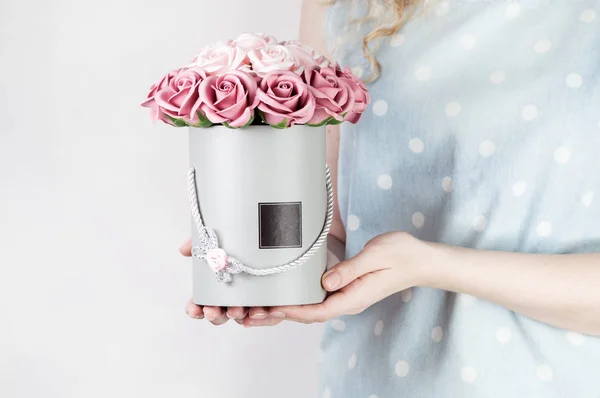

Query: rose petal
left=200, top=104, right=228, bottom=123
left=257, top=90, right=293, bottom=113
left=155, top=88, right=180, bottom=113
left=261, top=110, right=288, bottom=126
left=214, top=86, right=237, bottom=108
left=217, top=95, right=248, bottom=122
left=282, top=95, right=300, bottom=110
left=228, top=107, right=254, bottom=128
left=307, top=108, right=330, bottom=125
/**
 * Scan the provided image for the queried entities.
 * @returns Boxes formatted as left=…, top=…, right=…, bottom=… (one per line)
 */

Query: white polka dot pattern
left=415, top=66, right=432, bottom=81
left=409, top=138, right=425, bottom=153
left=537, top=365, right=553, bottom=381
left=461, top=366, right=477, bottom=384
left=395, top=361, right=410, bottom=377
left=372, top=99, right=388, bottom=116
left=321, top=2, right=600, bottom=397
left=377, top=174, right=393, bottom=190
left=331, top=320, right=346, bottom=332
left=347, top=215, right=360, bottom=231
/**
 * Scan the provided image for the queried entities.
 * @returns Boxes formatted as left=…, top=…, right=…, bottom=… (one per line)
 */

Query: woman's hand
left=180, top=240, right=284, bottom=327
left=180, top=232, right=429, bottom=327
left=247, top=231, right=431, bottom=326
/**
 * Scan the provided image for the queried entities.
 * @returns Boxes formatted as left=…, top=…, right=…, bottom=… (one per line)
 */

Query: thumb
left=321, top=247, right=380, bottom=292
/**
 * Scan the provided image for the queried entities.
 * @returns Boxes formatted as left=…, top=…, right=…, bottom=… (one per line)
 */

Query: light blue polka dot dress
left=322, top=1, right=600, bottom=397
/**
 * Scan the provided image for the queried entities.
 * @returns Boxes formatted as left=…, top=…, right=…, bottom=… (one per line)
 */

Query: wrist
left=400, top=236, right=453, bottom=289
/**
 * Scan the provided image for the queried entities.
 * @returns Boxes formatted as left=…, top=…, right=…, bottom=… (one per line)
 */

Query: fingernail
left=324, top=272, right=341, bottom=290
left=187, top=312, right=203, bottom=319
left=270, top=311, right=286, bottom=319
left=226, top=312, right=237, bottom=320
left=205, top=315, right=216, bottom=322
left=250, top=312, right=267, bottom=320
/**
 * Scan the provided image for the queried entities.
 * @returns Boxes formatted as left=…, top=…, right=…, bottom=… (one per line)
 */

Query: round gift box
left=189, top=124, right=328, bottom=307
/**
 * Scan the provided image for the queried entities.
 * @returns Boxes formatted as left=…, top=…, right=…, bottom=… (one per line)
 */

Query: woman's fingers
left=203, top=306, right=229, bottom=325
left=321, top=246, right=385, bottom=292
left=179, top=239, right=192, bottom=256
left=248, top=307, right=269, bottom=320
left=273, top=272, right=382, bottom=323
left=226, top=307, right=248, bottom=320
left=185, top=298, right=204, bottom=319
left=181, top=241, right=280, bottom=327
left=244, top=316, right=284, bottom=327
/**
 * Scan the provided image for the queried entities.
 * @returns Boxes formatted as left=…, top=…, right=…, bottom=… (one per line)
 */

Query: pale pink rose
left=232, top=32, right=277, bottom=50
left=205, top=248, right=228, bottom=272
left=190, top=42, right=248, bottom=75
left=336, top=67, right=370, bottom=123
left=282, top=40, right=332, bottom=68
left=303, top=66, right=356, bottom=125
left=257, top=71, right=316, bottom=127
left=142, top=68, right=206, bottom=125
left=248, top=45, right=298, bottom=75
left=199, top=70, right=259, bottom=127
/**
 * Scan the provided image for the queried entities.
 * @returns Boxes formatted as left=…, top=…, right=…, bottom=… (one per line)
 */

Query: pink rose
left=336, top=67, right=370, bottom=124
left=282, top=40, right=332, bottom=69
left=303, top=66, right=356, bottom=125
left=190, top=42, right=248, bottom=75
left=141, top=68, right=181, bottom=124
left=248, top=45, right=299, bottom=75
left=232, top=32, right=277, bottom=50
left=205, top=248, right=228, bottom=272
left=199, top=70, right=259, bottom=128
left=142, top=68, right=206, bottom=125
left=257, top=71, right=316, bottom=127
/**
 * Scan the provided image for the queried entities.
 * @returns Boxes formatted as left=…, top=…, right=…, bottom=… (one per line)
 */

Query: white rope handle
left=188, top=166, right=334, bottom=283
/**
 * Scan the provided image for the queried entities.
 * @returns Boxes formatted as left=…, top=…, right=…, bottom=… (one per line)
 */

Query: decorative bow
left=191, top=227, right=242, bottom=283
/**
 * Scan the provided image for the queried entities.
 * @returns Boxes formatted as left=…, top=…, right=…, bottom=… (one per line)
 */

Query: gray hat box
left=189, top=124, right=330, bottom=307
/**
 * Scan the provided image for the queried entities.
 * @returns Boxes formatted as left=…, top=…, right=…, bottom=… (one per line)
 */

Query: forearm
left=425, top=242, right=600, bottom=335
left=300, top=0, right=346, bottom=243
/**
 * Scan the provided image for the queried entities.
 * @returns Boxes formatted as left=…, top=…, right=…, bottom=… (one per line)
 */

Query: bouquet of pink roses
left=143, top=33, right=370, bottom=307
left=142, top=32, right=370, bottom=129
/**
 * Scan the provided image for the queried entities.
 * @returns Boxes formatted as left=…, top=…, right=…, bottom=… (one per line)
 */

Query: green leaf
left=257, top=110, right=267, bottom=124
left=307, top=117, right=332, bottom=127
left=271, top=119, right=289, bottom=129
left=222, top=114, right=255, bottom=129
left=327, top=118, right=343, bottom=125
left=242, top=114, right=255, bottom=128
left=167, top=116, right=188, bottom=127
left=190, top=112, right=213, bottom=128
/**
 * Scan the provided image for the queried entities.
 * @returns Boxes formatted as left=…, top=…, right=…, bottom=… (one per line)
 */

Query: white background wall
left=0, top=1, right=324, bottom=397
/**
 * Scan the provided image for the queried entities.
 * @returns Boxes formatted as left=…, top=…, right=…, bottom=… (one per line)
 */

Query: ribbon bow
left=191, top=227, right=242, bottom=283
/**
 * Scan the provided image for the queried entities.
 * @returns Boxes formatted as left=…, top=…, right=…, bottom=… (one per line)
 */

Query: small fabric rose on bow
left=256, top=71, right=316, bottom=128
left=205, top=248, right=229, bottom=272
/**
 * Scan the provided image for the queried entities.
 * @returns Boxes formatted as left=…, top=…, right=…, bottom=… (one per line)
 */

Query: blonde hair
left=327, top=0, right=418, bottom=82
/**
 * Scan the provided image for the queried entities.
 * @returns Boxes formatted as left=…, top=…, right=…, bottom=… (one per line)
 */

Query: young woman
left=181, top=0, right=600, bottom=396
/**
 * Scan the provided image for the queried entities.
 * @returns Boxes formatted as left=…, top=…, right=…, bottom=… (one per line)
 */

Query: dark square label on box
left=258, top=202, right=302, bottom=249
